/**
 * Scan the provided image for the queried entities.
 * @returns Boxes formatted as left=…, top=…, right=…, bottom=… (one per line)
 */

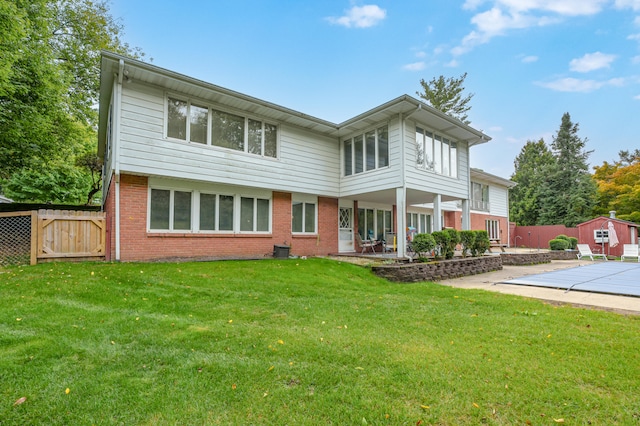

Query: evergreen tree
left=538, top=113, right=597, bottom=227
left=416, top=73, right=474, bottom=124
left=509, top=139, right=554, bottom=225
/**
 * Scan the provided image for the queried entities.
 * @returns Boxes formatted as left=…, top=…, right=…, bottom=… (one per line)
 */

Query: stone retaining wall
left=371, top=256, right=503, bottom=283
left=547, top=250, right=578, bottom=260
left=500, top=252, right=551, bottom=265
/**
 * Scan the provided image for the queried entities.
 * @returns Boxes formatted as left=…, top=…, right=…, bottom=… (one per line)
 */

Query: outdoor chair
left=355, top=233, right=380, bottom=254
left=576, top=244, right=608, bottom=261
left=620, top=244, right=640, bottom=262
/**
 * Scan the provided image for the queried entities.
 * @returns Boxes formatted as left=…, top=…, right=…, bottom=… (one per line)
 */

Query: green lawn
left=1, top=258, right=639, bottom=425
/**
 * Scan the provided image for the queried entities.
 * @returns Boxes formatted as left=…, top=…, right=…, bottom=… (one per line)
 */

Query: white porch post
left=433, top=194, right=442, bottom=231
left=461, top=199, right=471, bottom=230
left=396, top=187, right=407, bottom=258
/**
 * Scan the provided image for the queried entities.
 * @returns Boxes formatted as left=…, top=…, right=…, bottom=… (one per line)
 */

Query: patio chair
left=620, top=244, right=640, bottom=262
left=355, top=233, right=380, bottom=254
left=576, top=244, right=607, bottom=261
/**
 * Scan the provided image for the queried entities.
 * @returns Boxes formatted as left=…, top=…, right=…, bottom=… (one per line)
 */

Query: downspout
left=114, top=59, right=124, bottom=261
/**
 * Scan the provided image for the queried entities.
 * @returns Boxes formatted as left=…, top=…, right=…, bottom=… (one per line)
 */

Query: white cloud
left=635, top=16, right=640, bottom=25
left=521, top=55, right=539, bottom=63
left=488, top=126, right=504, bottom=132
left=452, top=0, right=607, bottom=57
left=634, top=94, right=640, bottom=99
left=445, top=59, right=460, bottom=67
left=628, top=33, right=640, bottom=41
left=403, top=61, right=426, bottom=71
left=569, top=52, right=616, bottom=72
left=615, top=0, right=640, bottom=11
left=326, top=5, right=386, bottom=28
left=632, top=55, right=640, bottom=63
left=537, top=77, right=624, bottom=92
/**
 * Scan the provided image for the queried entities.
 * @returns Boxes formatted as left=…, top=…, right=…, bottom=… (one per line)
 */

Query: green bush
left=443, top=228, right=460, bottom=259
left=459, top=230, right=476, bottom=258
left=412, top=233, right=436, bottom=258
left=431, top=231, right=449, bottom=259
left=549, top=238, right=570, bottom=250
left=568, top=237, right=578, bottom=250
left=471, top=230, right=490, bottom=257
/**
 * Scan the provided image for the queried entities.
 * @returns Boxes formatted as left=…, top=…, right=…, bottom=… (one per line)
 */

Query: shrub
left=459, top=230, right=476, bottom=258
left=431, top=231, right=449, bottom=259
left=471, top=230, right=490, bottom=257
left=411, top=233, right=436, bottom=258
left=549, top=238, right=570, bottom=250
left=568, top=237, right=578, bottom=250
left=443, top=228, right=460, bottom=259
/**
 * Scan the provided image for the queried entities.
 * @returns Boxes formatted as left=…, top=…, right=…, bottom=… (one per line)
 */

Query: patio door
left=338, top=205, right=354, bottom=253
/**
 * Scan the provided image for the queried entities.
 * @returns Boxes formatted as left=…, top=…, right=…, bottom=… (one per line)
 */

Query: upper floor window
left=415, top=127, right=458, bottom=178
left=166, top=96, right=277, bottom=158
left=471, top=182, right=490, bottom=211
left=343, top=125, right=389, bottom=176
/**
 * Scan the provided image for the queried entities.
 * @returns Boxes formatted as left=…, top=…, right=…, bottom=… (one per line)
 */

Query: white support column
left=461, top=199, right=471, bottom=230
left=395, top=187, right=407, bottom=258
left=433, top=194, right=442, bottom=231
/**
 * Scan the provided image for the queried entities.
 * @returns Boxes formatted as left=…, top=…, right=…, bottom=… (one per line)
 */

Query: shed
left=576, top=214, right=639, bottom=258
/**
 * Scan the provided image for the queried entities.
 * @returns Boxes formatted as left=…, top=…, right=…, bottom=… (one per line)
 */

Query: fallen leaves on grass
left=13, top=397, right=27, bottom=406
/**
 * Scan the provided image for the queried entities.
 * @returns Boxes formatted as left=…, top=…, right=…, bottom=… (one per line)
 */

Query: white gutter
left=114, top=59, right=124, bottom=261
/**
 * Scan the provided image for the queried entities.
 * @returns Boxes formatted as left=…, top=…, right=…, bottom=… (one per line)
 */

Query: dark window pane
left=354, top=135, right=363, bottom=174
left=150, top=189, right=170, bottom=229
left=199, top=193, right=216, bottom=231
left=304, top=203, right=315, bottom=233
left=190, top=104, right=208, bottom=144
left=292, top=201, right=303, bottom=233
left=173, top=191, right=192, bottom=230
left=240, top=197, right=254, bottom=231
left=365, top=130, right=376, bottom=171
left=257, top=198, right=270, bottom=231
left=211, top=109, right=244, bottom=151
left=378, top=126, right=389, bottom=168
left=167, top=98, right=187, bottom=140
left=219, top=195, right=234, bottom=231
left=248, top=119, right=262, bottom=155
left=264, top=123, right=277, bottom=158
left=344, top=140, right=352, bottom=176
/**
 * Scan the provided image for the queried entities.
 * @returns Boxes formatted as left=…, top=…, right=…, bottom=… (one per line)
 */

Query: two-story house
left=98, top=52, right=511, bottom=261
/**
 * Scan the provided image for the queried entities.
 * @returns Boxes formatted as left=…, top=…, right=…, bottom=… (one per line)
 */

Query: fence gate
left=0, top=210, right=105, bottom=266
left=0, top=211, right=37, bottom=266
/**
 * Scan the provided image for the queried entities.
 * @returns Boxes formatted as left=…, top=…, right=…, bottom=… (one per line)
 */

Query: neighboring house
left=576, top=213, right=639, bottom=258
left=98, top=52, right=502, bottom=262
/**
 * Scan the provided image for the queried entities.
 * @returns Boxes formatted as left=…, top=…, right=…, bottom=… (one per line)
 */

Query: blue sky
left=109, top=0, right=640, bottom=178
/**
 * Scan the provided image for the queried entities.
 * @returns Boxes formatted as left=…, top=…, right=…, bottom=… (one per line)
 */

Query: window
left=407, top=212, right=431, bottom=234
left=150, top=189, right=192, bottom=231
left=471, top=182, right=490, bottom=211
left=344, top=125, right=389, bottom=176
left=359, top=208, right=392, bottom=240
left=594, top=229, right=609, bottom=243
left=166, top=95, right=277, bottom=158
left=486, top=220, right=499, bottom=241
left=292, top=200, right=316, bottom=233
left=415, top=127, right=458, bottom=177
left=150, top=187, right=270, bottom=233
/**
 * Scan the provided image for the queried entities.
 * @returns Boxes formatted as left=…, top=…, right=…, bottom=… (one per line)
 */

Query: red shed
left=577, top=213, right=639, bottom=258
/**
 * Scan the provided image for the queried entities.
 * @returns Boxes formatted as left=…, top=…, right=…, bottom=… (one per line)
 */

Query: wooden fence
left=0, top=210, right=106, bottom=265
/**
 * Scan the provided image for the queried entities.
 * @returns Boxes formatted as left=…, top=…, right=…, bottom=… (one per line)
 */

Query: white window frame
left=148, top=185, right=271, bottom=234
left=292, top=194, right=318, bottom=234
left=165, top=93, right=279, bottom=158
left=485, top=219, right=500, bottom=241
left=415, top=126, right=458, bottom=178
left=343, top=125, right=389, bottom=177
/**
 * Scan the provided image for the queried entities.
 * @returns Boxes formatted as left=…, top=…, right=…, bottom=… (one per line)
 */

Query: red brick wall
left=470, top=213, right=510, bottom=244
left=107, top=174, right=338, bottom=261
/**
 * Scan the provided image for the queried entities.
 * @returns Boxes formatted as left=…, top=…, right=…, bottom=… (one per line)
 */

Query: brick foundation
left=105, top=174, right=339, bottom=262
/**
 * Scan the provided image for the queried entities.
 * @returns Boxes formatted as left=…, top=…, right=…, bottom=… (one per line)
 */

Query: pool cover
left=500, top=261, right=640, bottom=297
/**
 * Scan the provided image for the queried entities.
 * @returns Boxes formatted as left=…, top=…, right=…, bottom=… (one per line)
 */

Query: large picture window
left=471, top=182, right=490, bottom=211
left=166, top=95, right=278, bottom=158
left=150, top=187, right=270, bottom=233
left=292, top=200, right=317, bottom=233
left=344, top=125, right=389, bottom=176
left=415, top=127, right=458, bottom=178
left=358, top=207, right=392, bottom=240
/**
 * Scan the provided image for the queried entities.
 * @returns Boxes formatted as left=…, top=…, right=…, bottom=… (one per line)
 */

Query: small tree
left=443, top=228, right=460, bottom=259
left=431, top=231, right=449, bottom=259
left=459, top=230, right=476, bottom=258
left=416, top=73, right=474, bottom=124
left=471, top=230, right=490, bottom=257
left=412, top=233, right=436, bottom=259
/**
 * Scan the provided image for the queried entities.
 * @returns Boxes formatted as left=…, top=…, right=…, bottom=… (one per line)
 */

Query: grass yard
left=1, top=258, right=639, bottom=425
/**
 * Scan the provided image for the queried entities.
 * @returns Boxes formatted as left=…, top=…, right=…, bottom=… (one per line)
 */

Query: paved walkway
left=438, top=259, right=640, bottom=315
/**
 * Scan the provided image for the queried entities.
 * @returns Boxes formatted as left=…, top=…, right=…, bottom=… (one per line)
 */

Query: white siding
left=339, top=117, right=403, bottom=197
left=116, top=83, right=340, bottom=197
left=404, top=119, right=470, bottom=200
left=489, top=185, right=509, bottom=217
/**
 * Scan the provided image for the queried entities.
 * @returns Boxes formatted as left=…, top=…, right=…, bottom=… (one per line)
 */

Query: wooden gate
left=37, top=210, right=106, bottom=261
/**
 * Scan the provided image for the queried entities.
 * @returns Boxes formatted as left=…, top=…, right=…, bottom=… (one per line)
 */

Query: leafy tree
left=538, top=113, right=597, bottom=227
left=593, top=150, right=640, bottom=223
left=0, top=0, right=142, bottom=203
left=509, top=139, right=555, bottom=225
left=416, top=73, right=474, bottom=124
